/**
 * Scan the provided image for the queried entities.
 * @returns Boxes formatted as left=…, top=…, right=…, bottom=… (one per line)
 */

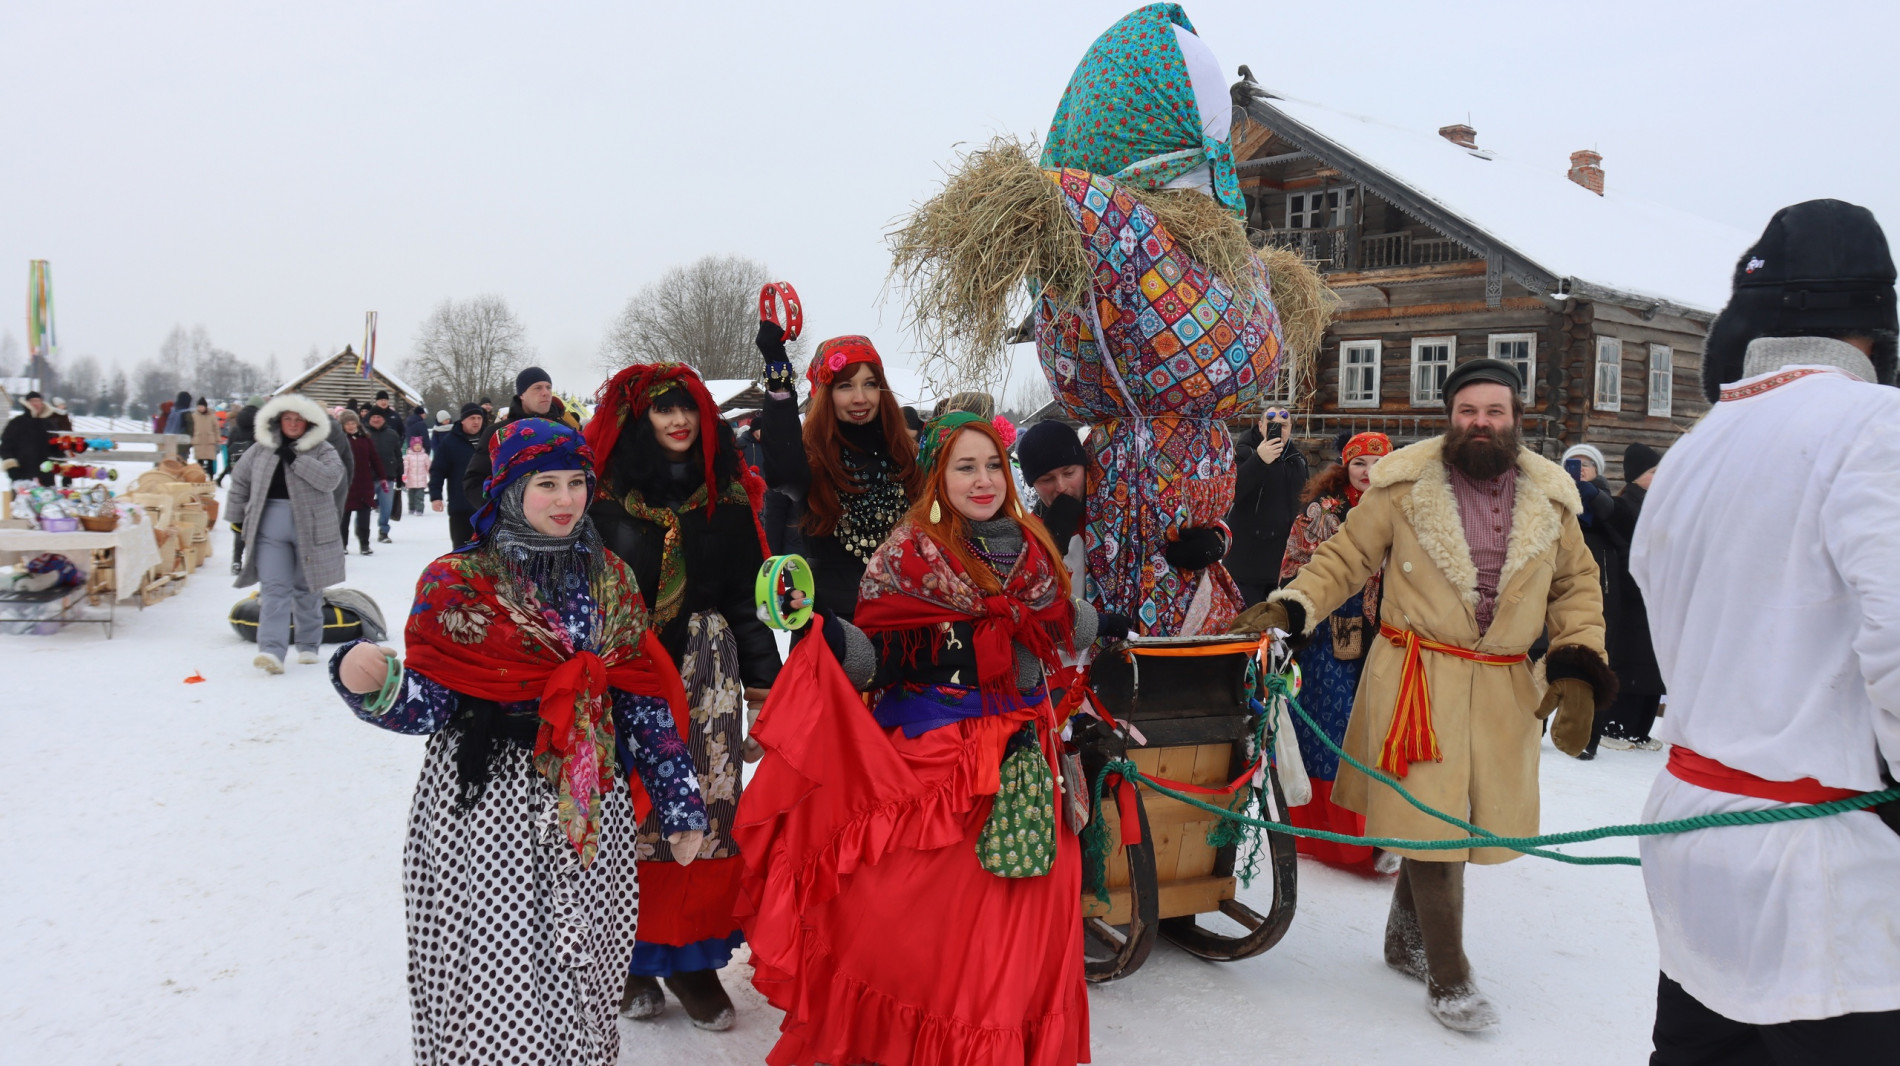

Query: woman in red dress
left=736, top=413, right=1122, bottom=1066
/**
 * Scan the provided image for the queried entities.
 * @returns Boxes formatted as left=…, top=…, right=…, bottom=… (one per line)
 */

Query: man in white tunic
left=1631, top=199, right=1900, bottom=1063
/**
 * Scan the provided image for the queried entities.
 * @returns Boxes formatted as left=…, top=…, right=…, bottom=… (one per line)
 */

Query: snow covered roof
left=274, top=350, right=423, bottom=405
left=1245, top=93, right=1752, bottom=316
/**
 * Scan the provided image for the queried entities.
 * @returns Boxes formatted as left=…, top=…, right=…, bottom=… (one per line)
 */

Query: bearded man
left=1233, top=358, right=1614, bottom=1032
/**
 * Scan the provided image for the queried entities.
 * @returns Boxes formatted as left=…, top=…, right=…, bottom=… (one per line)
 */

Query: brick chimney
left=1438, top=124, right=1477, bottom=149
left=1568, top=150, right=1604, bottom=195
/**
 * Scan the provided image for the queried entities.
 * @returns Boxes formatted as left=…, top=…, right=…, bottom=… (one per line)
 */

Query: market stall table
left=0, top=522, right=165, bottom=637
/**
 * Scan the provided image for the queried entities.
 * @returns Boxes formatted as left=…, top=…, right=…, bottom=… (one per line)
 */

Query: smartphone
left=1564, top=458, right=1582, bottom=479
left=1265, top=422, right=1284, bottom=442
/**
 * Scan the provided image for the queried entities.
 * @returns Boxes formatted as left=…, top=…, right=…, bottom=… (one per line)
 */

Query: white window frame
left=1595, top=336, right=1623, bottom=412
left=1287, top=186, right=1357, bottom=230
left=1339, top=340, right=1381, bottom=408
left=1258, top=362, right=1297, bottom=405
left=1488, top=333, right=1537, bottom=404
left=1648, top=343, right=1674, bottom=416
left=1409, top=336, right=1456, bottom=407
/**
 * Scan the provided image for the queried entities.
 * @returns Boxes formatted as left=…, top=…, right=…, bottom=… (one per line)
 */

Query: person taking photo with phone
left=1225, top=405, right=1309, bottom=606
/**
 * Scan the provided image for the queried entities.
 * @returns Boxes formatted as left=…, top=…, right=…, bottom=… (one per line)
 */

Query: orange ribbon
left=1377, top=622, right=1526, bottom=778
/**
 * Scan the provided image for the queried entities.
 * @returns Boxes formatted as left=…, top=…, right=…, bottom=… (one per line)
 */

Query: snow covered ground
left=0, top=482, right=1669, bottom=1065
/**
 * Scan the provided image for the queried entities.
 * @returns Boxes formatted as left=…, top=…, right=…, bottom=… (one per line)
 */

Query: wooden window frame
left=1488, top=333, right=1537, bottom=404
left=1595, top=336, right=1624, bottom=412
left=1409, top=336, right=1456, bottom=407
left=1648, top=343, right=1674, bottom=417
left=1339, top=340, right=1382, bottom=409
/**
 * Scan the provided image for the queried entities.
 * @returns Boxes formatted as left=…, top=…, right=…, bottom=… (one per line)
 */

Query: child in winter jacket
left=402, top=437, right=431, bottom=516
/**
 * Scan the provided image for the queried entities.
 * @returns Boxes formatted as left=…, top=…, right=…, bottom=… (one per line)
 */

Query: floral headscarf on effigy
left=404, top=418, right=692, bottom=865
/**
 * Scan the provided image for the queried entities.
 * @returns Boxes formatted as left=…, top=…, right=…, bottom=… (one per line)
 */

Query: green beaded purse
left=976, top=723, right=1057, bottom=878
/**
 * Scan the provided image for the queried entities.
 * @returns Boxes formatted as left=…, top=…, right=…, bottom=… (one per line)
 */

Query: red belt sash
left=1667, top=746, right=1863, bottom=804
left=1377, top=622, right=1528, bottom=778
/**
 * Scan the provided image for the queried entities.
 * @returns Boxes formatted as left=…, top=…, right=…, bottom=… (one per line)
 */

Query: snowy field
left=0, top=480, right=1669, bottom=1065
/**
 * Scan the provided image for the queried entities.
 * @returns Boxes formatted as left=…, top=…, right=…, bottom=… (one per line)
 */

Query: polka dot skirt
left=401, top=729, right=640, bottom=1065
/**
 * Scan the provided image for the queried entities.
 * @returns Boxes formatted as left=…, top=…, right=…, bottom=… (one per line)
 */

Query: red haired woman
left=584, top=362, right=782, bottom=1031
left=735, top=413, right=1127, bottom=1066
left=754, top=321, right=924, bottom=623
left=1280, top=431, right=1393, bottom=874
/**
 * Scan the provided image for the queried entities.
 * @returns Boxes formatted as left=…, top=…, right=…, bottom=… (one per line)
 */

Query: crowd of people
left=136, top=196, right=1897, bottom=1065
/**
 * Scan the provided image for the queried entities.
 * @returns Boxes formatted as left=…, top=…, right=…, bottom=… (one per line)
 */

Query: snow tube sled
left=228, top=592, right=364, bottom=644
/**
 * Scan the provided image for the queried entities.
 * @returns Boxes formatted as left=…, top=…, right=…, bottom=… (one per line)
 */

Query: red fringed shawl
left=853, top=520, right=1074, bottom=699
left=404, top=550, right=692, bottom=866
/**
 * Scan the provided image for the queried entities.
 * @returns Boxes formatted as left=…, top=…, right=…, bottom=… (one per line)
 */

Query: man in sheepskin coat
left=1234, top=358, right=1612, bottom=1033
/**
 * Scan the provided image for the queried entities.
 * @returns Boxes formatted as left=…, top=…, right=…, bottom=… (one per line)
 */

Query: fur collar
left=253, top=393, right=332, bottom=452
left=1370, top=437, right=1581, bottom=606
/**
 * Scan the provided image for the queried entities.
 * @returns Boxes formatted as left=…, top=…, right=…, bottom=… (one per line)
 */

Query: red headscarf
left=1340, top=432, right=1392, bottom=507
left=806, top=335, right=883, bottom=389
left=587, top=362, right=724, bottom=517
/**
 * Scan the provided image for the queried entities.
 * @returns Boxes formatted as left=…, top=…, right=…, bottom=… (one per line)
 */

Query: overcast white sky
left=7, top=0, right=1896, bottom=395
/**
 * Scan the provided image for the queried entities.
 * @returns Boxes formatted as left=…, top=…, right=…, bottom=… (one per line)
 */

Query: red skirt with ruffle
left=734, top=637, right=1090, bottom=1066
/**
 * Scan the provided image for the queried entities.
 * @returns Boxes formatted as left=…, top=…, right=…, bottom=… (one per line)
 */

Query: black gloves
left=1164, top=525, right=1229, bottom=571
left=1042, top=493, right=1083, bottom=552
left=811, top=607, right=847, bottom=664
left=1096, top=611, right=1132, bottom=644
left=276, top=439, right=299, bottom=465
left=757, top=321, right=795, bottom=392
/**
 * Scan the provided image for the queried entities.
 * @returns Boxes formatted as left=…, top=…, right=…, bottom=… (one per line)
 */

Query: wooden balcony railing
left=1261, top=227, right=1482, bottom=272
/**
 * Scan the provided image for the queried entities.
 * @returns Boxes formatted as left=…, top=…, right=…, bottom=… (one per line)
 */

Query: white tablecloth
left=0, top=522, right=164, bottom=601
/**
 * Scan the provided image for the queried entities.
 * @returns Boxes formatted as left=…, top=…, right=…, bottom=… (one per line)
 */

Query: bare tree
left=598, top=255, right=807, bottom=380
left=405, top=295, right=533, bottom=409
left=132, top=358, right=182, bottom=412
left=301, top=345, right=323, bottom=370
left=60, top=355, right=102, bottom=412
left=99, top=367, right=128, bottom=417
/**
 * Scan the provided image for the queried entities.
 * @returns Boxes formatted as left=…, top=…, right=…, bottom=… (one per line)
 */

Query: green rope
left=1091, top=669, right=1900, bottom=868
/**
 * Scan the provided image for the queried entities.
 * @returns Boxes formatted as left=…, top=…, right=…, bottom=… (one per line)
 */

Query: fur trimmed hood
left=253, top=393, right=332, bottom=452
left=1369, top=437, right=1582, bottom=607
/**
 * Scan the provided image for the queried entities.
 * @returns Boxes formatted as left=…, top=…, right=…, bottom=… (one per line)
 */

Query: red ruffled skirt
left=734, top=638, right=1090, bottom=1066
left=1290, top=777, right=1376, bottom=871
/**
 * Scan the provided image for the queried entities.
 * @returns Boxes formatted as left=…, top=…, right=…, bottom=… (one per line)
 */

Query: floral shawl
left=854, top=519, right=1074, bottom=699
left=618, top=478, right=757, bottom=629
left=404, top=547, right=692, bottom=866
left=1280, top=494, right=1382, bottom=626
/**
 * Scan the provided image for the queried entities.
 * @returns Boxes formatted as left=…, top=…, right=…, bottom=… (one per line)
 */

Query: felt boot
left=1405, top=858, right=1499, bottom=1032
left=1383, top=862, right=1427, bottom=982
left=664, top=969, right=735, bottom=1031
left=619, top=975, right=665, bottom=1020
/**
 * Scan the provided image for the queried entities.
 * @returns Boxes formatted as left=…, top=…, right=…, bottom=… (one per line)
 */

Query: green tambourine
left=754, top=554, right=815, bottom=631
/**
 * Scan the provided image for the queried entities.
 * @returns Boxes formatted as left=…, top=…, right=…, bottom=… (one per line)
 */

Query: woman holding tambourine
left=753, top=282, right=924, bottom=625
left=583, top=362, right=782, bottom=1032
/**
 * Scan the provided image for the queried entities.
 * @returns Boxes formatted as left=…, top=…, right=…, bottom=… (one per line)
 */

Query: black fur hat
left=1701, top=199, right=1898, bottom=401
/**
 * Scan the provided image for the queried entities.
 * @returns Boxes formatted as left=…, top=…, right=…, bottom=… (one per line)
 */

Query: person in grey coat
left=226, top=394, right=346, bottom=675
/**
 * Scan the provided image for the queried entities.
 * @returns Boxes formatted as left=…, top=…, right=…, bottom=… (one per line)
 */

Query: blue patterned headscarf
left=468, top=418, right=599, bottom=544
left=1041, top=4, right=1243, bottom=218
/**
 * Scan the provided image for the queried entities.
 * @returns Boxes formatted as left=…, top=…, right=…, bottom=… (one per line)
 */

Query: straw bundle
left=888, top=136, right=1335, bottom=391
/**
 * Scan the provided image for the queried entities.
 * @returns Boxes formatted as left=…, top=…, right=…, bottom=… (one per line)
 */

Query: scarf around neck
left=854, top=519, right=1073, bottom=699
left=403, top=542, right=690, bottom=866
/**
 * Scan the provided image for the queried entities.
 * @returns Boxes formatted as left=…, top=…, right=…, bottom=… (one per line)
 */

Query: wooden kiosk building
left=273, top=347, right=422, bottom=412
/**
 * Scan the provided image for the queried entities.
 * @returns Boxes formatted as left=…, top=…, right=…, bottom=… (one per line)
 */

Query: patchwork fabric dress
left=1036, top=4, right=1286, bottom=636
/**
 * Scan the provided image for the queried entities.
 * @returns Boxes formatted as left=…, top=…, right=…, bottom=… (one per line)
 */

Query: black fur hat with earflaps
left=1701, top=199, right=1898, bottom=401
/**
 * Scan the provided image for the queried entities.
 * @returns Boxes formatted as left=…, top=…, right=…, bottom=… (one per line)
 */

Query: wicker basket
left=79, top=514, right=119, bottom=533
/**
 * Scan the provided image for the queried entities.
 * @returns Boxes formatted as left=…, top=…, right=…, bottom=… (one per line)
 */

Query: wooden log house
left=1233, top=89, right=1750, bottom=483
left=273, top=346, right=422, bottom=413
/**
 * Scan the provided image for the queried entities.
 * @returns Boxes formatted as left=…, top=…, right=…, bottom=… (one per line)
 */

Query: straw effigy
left=888, top=136, right=1334, bottom=393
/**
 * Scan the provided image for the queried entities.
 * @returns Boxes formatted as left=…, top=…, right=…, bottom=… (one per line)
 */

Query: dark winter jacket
left=0, top=406, right=65, bottom=480
left=1574, top=476, right=1625, bottom=668
left=362, top=418, right=404, bottom=486
left=344, top=433, right=386, bottom=511
left=1607, top=483, right=1663, bottom=695
left=461, top=396, right=582, bottom=509
left=429, top=426, right=483, bottom=514
left=757, top=392, right=905, bottom=623
left=589, top=468, right=782, bottom=689
left=403, top=412, right=432, bottom=453
left=163, top=390, right=193, bottom=435
left=1224, top=425, right=1311, bottom=586
left=227, top=404, right=259, bottom=465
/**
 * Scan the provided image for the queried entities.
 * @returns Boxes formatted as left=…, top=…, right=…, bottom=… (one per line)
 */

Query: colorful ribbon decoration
left=1376, top=622, right=1527, bottom=778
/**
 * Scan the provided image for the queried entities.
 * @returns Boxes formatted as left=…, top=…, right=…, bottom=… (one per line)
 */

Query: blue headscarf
left=467, top=418, right=599, bottom=545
